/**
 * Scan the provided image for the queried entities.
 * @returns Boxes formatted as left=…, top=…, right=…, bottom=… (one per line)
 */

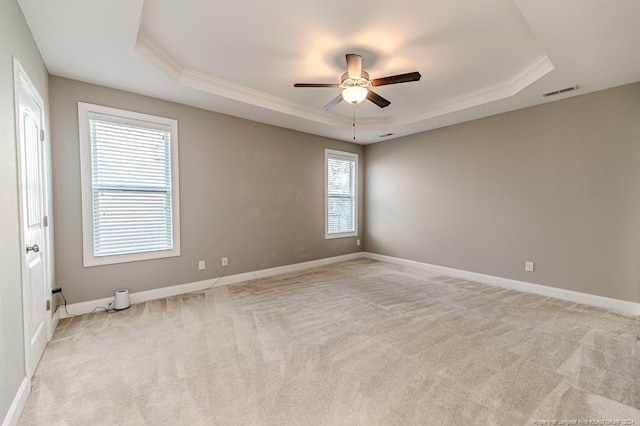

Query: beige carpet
left=19, top=259, right=640, bottom=425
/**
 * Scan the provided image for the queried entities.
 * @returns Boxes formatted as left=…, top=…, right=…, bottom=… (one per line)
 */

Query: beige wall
left=0, top=0, right=50, bottom=421
left=50, top=76, right=363, bottom=303
left=364, top=82, right=640, bottom=303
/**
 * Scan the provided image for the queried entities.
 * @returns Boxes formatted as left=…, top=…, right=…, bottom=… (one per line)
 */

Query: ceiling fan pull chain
left=353, top=105, right=356, bottom=140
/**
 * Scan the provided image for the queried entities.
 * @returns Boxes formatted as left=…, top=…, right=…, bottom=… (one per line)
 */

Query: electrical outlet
left=356, top=239, right=360, bottom=246
left=525, top=261, right=535, bottom=272
left=221, top=257, right=228, bottom=267
left=198, top=260, right=206, bottom=270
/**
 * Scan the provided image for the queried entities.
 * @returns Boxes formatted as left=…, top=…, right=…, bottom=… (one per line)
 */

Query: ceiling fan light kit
left=340, top=69, right=371, bottom=105
left=342, top=86, right=368, bottom=104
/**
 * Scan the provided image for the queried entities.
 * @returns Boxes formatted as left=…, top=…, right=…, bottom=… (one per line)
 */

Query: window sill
left=83, top=248, right=180, bottom=267
left=325, top=232, right=358, bottom=240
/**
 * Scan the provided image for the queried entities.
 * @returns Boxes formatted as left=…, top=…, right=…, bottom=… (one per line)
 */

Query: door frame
left=13, top=58, right=53, bottom=377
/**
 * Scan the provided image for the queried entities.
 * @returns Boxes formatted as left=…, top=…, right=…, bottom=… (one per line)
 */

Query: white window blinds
left=90, top=119, right=173, bottom=256
left=326, top=150, right=358, bottom=237
left=78, top=102, right=180, bottom=267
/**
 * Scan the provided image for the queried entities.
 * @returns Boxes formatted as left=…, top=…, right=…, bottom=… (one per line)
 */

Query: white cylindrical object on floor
left=114, top=289, right=130, bottom=310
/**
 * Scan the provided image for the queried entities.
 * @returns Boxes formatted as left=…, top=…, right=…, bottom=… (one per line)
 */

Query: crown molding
left=374, top=54, right=555, bottom=129
left=180, top=68, right=350, bottom=127
left=136, top=32, right=183, bottom=81
left=135, top=32, right=553, bottom=133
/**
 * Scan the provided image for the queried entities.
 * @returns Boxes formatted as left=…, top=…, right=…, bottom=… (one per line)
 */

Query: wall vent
left=543, top=85, right=579, bottom=98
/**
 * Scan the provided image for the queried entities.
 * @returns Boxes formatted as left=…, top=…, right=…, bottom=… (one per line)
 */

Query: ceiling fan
left=294, top=54, right=421, bottom=111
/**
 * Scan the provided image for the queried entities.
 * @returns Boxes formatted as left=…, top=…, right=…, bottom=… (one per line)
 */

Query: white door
left=15, top=60, right=49, bottom=377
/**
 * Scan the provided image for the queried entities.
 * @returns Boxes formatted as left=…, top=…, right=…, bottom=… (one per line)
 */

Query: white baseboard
left=2, top=377, right=30, bottom=426
left=59, top=250, right=639, bottom=319
left=60, top=252, right=365, bottom=318
left=48, top=308, right=60, bottom=341
left=364, top=252, right=640, bottom=316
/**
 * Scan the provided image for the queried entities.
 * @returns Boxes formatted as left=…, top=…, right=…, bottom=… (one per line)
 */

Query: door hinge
left=43, top=215, right=48, bottom=227
left=46, top=299, right=51, bottom=311
left=40, top=129, right=45, bottom=142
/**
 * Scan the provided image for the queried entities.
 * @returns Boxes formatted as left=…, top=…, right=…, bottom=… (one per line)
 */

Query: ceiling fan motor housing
left=340, top=71, right=371, bottom=89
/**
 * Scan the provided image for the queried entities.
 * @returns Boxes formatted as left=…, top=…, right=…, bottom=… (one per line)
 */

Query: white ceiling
left=18, top=0, right=640, bottom=144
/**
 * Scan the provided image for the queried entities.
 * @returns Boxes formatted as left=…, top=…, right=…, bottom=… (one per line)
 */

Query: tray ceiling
left=18, top=0, right=640, bottom=143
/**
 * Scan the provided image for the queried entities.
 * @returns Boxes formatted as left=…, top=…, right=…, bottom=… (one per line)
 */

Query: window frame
left=78, top=102, right=181, bottom=267
left=325, top=148, right=358, bottom=239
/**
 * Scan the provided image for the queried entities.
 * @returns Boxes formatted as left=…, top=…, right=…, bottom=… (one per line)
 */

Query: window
left=325, top=149, right=358, bottom=239
left=78, top=103, right=180, bottom=266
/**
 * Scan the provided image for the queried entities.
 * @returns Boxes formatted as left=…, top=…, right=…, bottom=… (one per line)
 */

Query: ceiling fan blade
left=367, top=90, right=391, bottom=108
left=294, top=83, right=340, bottom=88
left=371, top=72, right=421, bottom=87
left=346, top=54, right=362, bottom=79
left=322, top=94, right=344, bottom=111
